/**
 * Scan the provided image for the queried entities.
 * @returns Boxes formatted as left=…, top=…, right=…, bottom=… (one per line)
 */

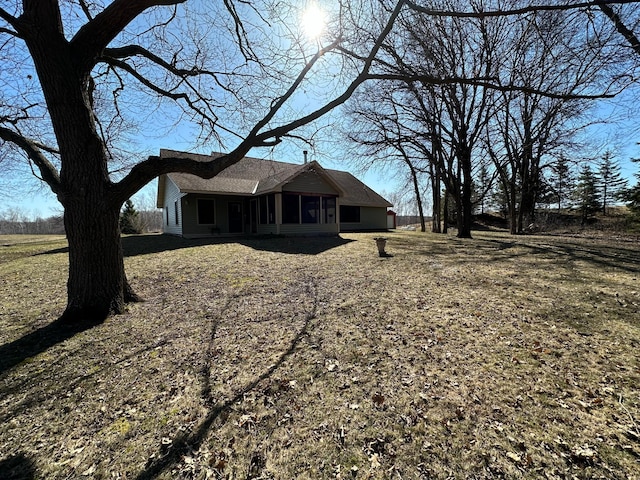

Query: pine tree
left=549, top=156, right=575, bottom=211
left=597, top=151, right=628, bottom=215
left=120, top=199, right=142, bottom=235
left=574, top=164, right=601, bottom=225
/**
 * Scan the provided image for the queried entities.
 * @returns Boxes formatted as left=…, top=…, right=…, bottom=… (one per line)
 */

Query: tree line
left=0, top=200, right=162, bottom=235
left=345, top=0, right=640, bottom=236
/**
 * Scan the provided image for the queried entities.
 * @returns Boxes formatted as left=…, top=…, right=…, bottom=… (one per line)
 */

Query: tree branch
left=0, top=127, right=62, bottom=194
left=404, top=0, right=640, bottom=18
left=596, top=1, right=640, bottom=56
left=364, top=74, right=619, bottom=99
left=0, top=6, right=22, bottom=38
left=244, top=0, right=408, bottom=148
left=70, top=0, right=187, bottom=72
left=0, top=26, right=21, bottom=37
left=244, top=37, right=343, bottom=142
left=0, top=6, right=18, bottom=28
left=100, top=56, right=222, bottom=128
left=103, top=45, right=199, bottom=76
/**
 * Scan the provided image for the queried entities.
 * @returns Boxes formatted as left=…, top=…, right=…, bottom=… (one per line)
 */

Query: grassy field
left=0, top=231, right=639, bottom=479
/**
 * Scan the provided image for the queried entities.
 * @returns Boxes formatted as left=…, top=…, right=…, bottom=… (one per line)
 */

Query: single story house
left=156, top=149, right=392, bottom=237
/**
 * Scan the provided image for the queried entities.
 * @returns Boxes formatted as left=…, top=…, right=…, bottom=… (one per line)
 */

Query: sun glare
left=301, top=3, right=327, bottom=41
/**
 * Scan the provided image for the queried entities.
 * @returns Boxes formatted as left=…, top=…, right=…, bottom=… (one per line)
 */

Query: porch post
left=275, top=193, right=282, bottom=235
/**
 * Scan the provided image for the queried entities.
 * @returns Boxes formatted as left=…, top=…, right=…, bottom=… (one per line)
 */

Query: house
left=156, top=149, right=392, bottom=237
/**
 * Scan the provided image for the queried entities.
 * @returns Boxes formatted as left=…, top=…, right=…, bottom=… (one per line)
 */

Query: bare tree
left=366, top=0, right=501, bottom=238
left=345, top=83, right=430, bottom=232
left=0, top=0, right=407, bottom=323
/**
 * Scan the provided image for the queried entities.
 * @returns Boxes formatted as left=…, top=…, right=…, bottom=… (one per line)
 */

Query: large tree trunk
left=431, top=167, right=441, bottom=233
left=23, top=10, right=140, bottom=324
left=61, top=200, right=137, bottom=323
left=54, top=111, right=139, bottom=325
left=443, top=190, right=449, bottom=234
left=457, top=150, right=473, bottom=239
left=409, top=166, right=426, bottom=233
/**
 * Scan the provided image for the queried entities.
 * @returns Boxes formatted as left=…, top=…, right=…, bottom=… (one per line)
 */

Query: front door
left=228, top=201, right=243, bottom=233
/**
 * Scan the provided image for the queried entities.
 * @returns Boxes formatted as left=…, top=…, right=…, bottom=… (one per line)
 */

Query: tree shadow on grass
left=0, top=318, right=97, bottom=377
left=121, top=234, right=354, bottom=256
left=36, top=234, right=354, bottom=258
left=134, top=279, right=320, bottom=480
left=0, top=453, right=37, bottom=480
left=478, top=237, right=640, bottom=274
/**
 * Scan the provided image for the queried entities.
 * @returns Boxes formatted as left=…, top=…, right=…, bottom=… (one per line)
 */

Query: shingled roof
left=157, top=149, right=391, bottom=208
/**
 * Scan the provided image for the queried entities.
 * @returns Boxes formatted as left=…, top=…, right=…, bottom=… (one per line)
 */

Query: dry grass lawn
left=0, top=231, right=639, bottom=479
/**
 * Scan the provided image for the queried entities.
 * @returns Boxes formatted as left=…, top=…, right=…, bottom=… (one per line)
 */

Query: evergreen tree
left=597, top=151, right=628, bottom=215
left=549, top=156, right=575, bottom=211
left=120, top=199, right=142, bottom=235
left=574, top=164, right=601, bottom=225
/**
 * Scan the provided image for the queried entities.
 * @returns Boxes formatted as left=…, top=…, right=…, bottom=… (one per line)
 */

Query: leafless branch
left=246, top=0, right=407, bottom=148
left=112, top=0, right=408, bottom=204
left=70, top=0, right=188, bottom=72
left=0, top=7, right=18, bottom=28
left=404, top=0, right=640, bottom=18
left=101, top=45, right=240, bottom=96
left=0, top=26, right=20, bottom=37
left=100, top=56, right=222, bottom=129
left=365, top=74, right=619, bottom=99
left=244, top=37, right=343, bottom=144
left=223, top=0, right=259, bottom=63
left=78, top=0, right=94, bottom=21
left=0, top=127, right=61, bottom=194
left=596, top=1, right=640, bottom=56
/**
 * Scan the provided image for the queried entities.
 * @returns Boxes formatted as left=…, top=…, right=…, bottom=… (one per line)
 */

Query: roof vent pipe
left=303, top=150, right=308, bottom=164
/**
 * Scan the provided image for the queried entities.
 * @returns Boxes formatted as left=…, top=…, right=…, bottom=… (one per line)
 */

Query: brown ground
left=0, top=231, right=639, bottom=479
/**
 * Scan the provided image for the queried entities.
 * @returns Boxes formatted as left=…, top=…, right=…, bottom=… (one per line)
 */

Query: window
left=259, top=194, right=276, bottom=224
left=323, top=197, right=336, bottom=224
left=340, top=205, right=360, bottom=223
left=282, top=194, right=300, bottom=224
left=174, top=200, right=179, bottom=225
left=197, top=199, right=216, bottom=224
left=166, top=207, right=169, bottom=225
left=301, top=196, right=319, bottom=224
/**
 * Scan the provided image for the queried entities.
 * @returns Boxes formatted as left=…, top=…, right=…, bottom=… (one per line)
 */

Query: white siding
left=161, top=176, right=183, bottom=236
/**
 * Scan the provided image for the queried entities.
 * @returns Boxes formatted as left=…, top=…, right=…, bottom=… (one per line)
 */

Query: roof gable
left=255, top=161, right=344, bottom=196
